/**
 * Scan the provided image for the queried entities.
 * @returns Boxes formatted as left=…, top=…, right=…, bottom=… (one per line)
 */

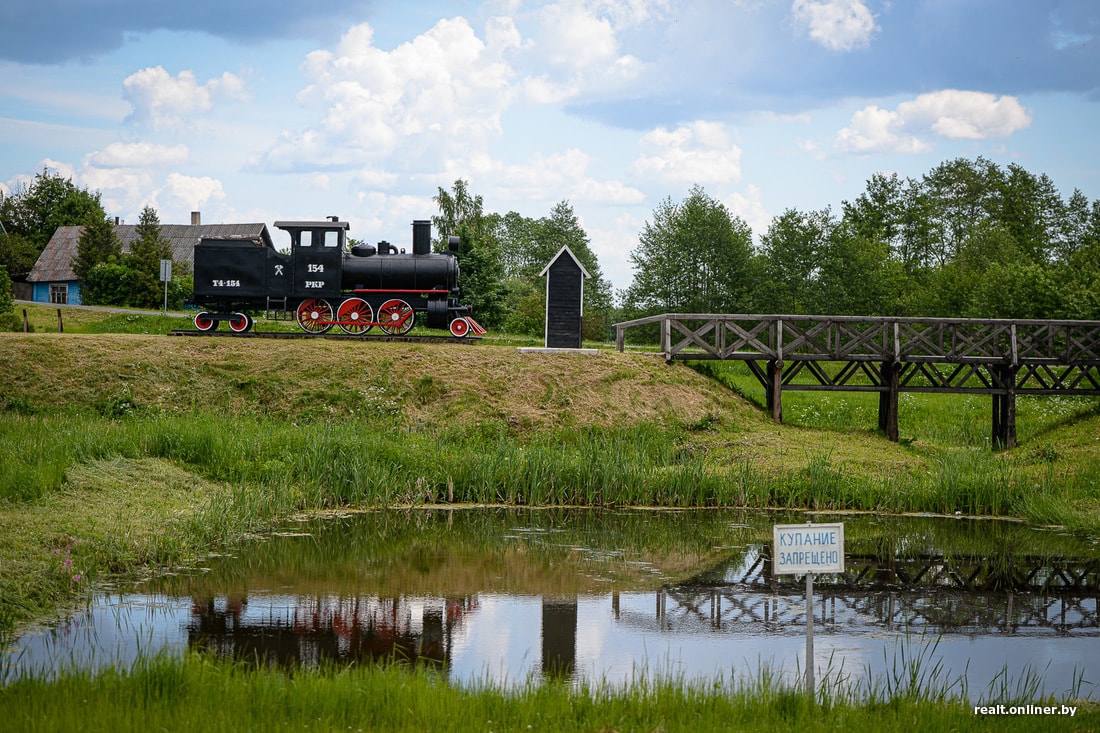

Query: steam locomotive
left=190, top=217, right=482, bottom=337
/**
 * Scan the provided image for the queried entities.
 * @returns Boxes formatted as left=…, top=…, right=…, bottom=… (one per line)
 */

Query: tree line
left=622, top=158, right=1100, bottom=324
left=4, top=158, right=1099, bottom=335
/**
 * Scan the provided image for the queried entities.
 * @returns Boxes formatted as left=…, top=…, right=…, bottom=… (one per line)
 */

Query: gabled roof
left=28, top=222, right=273, bottom=283
left=538, top=245, right=592, bottom=279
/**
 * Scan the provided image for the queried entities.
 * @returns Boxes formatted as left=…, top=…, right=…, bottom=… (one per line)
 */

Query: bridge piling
left=878, top=360, right=900, bottom=441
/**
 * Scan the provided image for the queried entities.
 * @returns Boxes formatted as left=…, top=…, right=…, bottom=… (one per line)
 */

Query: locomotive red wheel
left=194, top=312, right=218, bottom=332
left=337, top=297, right=373, bottom=335
left=227, top=312, right=252, bottom=333
left=296, top=298, right=333, bottom=334
left=448, top=317, right=470, bottom=338
left=378, top=299, right=415, bottom=335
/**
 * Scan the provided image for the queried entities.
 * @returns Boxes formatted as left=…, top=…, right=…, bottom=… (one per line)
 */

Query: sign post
left=159, top=259, right=172, bottom=314
left=772, top=521, right=844, bottom=699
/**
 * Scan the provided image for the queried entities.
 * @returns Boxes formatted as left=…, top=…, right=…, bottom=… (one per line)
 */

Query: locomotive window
left=323, top=230, right=341, bottom=248
left=300, top=231, right=314, bottom=247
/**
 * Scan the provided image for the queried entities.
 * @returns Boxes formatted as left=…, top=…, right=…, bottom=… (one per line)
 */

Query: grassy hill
left=1, top=304, right=1099, bottom=635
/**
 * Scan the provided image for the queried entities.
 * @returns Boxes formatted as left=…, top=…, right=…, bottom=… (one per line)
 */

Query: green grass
left=2, top=652, right=1095, bottom=733
left=3, top=405, right=1098, bottom=638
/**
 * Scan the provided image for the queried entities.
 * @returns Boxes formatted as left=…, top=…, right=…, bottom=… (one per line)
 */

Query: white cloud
left=162, top=173, right=226, bottom=210
left=791, top=0, right=878, bottom=51
left=899, top=89, right=1033, bottom=139
left=275, top=17, right=520, bottom=170
left=835, top=90, right=1032, bottom=153
left=724, top=184, right=771, bottom=241
left=519, top=0, right=652, bottom=102
left=631, top=121, right=743, bottom=184
left=84, top=142, right=188, bottom=168
left=123, top=67, right=248, bottom=129
left=444, top=147, right=644, bottom=204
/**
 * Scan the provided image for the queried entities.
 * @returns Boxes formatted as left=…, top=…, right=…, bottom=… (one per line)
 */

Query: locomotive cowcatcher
left=190, top=217, right=483, bottom=337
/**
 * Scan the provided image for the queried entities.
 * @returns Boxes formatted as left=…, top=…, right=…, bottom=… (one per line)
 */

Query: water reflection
left=4, top=509, right=1099, bottom=700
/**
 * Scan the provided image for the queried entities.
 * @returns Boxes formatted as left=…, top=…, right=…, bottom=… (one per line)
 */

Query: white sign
left=159, top=259, right=173, bottom=282
left=773, top=522, right=845, bottom=575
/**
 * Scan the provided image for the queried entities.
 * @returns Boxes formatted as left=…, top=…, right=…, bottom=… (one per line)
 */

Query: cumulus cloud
left=123, top=67, right=248, bottom=129
left=724, top=184, right=771, bottom=241
left=791, top=0, right=878, bottom=51
left=631, top=121, right=743, bottom=184
left=835, top=90, right=1032, bottom=153
left=444, top=147, right=644, bottom=204
left=162, top=173, right=226, bottom=209
left=256, top=17, right=520, bottom=172
left=84, top=142, right=188, bottom=168
left=518, top=0, right=655, bottom=103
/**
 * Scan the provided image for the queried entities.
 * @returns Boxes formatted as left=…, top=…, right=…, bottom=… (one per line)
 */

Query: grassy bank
left=1, top=328, right=1099, bottom=634
left=2, top=652, right=1096, bottom=733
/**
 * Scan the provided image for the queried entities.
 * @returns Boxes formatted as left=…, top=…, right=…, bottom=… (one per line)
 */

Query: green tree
left=920, top=157, right=1004, bottom=267
left=0, top=264, right=12, bottom=313
left=0, top=229, right=39, bottom=280
left=624, top=186, right=755, bottom=316
left=81, top=261, right=133, bottom=307
left=757, top=208, right=834, bottom=314
left=126, top=206, right=173, bottom=308
left=72, top=216, right=122, bottom=286
left=996, top=163, right=1065, bottom=264
left=0, top=169, right=105, bottom=250
left=432, top=180, right=507, bottom=328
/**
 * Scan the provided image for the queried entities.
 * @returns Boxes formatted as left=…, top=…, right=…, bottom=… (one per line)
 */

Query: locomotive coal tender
left=191, top=217, right=483, bottom=337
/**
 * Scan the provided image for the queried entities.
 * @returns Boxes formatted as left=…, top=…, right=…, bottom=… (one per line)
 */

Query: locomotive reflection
left=187, top=595, right=478, bottom=670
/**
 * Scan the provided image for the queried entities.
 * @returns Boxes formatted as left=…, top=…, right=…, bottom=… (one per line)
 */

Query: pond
left=4, top=509, right=1099, bottom=701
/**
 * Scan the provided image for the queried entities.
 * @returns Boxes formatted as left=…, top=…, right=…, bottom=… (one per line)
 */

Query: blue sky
left=1, top=0, right=1098, bottom=291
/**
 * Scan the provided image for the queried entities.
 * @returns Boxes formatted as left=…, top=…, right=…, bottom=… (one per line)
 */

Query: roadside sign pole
left=805, top=570, right=814, bottom=698
left=772, top=521, right=844, bottom=703
left=159, top=259, right=172, bottom=314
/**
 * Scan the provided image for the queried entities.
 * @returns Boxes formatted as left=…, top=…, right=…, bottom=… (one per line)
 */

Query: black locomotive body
left=191, top=217, right=481, bottom=337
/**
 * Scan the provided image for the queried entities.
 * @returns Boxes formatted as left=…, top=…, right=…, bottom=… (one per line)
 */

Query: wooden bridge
left=614, top=314, right=1100, bottom=448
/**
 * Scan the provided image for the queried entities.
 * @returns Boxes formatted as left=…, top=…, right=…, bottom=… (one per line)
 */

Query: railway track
left=170, top=329, right=481, bottom=344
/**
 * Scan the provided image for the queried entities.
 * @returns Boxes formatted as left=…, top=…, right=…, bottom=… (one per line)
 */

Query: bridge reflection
left=182, top=549, right=1099, bottom=677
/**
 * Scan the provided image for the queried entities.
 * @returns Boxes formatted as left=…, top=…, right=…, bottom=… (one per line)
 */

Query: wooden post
left=767, top=359, right=783, bottom=423
left=56, top=308, right=63, bottom=333
left=878, top=360, right=899, bottom=441
left=992, top=365, right=1017, bottom=450
left=22, top=308, right=28, bottom=333
left=662, top=316, right=671, bottom=363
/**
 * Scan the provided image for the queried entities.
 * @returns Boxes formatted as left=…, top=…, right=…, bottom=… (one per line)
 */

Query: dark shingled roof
left=28, top=222, right=273, bottom=283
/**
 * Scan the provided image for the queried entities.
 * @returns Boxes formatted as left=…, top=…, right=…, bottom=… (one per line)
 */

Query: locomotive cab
left=275, top=217, right=349, bottom=299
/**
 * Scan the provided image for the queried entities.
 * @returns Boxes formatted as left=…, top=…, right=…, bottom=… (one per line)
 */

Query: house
left=26, top=212, right=273, bottom=305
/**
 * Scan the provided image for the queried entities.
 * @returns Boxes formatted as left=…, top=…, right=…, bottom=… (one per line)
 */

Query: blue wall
left=32, top=281, right=82, bottom=305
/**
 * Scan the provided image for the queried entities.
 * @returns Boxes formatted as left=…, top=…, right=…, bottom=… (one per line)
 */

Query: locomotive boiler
left=191, top=217, right=482, bottom=337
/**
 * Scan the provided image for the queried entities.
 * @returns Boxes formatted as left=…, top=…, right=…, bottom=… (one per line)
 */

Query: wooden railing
left=615, top=314, right=1100, bottom=448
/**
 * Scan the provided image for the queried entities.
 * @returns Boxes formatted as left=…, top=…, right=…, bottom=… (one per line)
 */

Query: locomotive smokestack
left=412, top=220, right=431, bottom=256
